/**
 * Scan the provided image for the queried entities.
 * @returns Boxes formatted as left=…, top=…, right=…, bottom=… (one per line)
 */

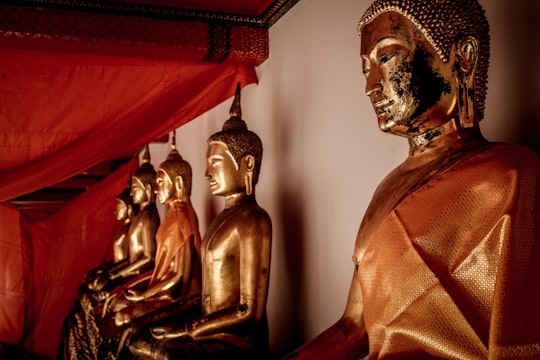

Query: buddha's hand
left=84, top=270, right=98, bottom=285
left=125, top=289, right=143, bottom=302
left=114, top=310, right=131, bottom=327
left=151, top=325, right=190, bottom=340
left=111, top=296, right=128, bottom=312
left=92, top=290, right=108, bottom=301
left=107, top=272, right=118, bottom=280
left=92, top=274, right=109, bottom=291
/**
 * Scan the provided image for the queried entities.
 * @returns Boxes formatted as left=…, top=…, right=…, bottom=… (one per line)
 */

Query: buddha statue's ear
left=244, top=154, right=255, bottom=196
left=456, top=36, right=479, bottom=128
left=127, top=203, right=133, bottom=219
left=174, top=175, right=184, bottom=201
left=144, top=182, right=153, bottom=202
left=457, top=36, right=479, bottom=75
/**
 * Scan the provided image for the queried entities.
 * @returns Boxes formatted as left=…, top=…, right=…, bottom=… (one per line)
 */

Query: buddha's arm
left=88, top=258, right=132, bottom=291
left=86, top=229, right=130, bottom=286
left=111, top=269, right=153, bottom=296
left=109, top=226, right=155, bottom=279
left=189, top=216, right=270, bottom=339
left=98, top=269, right=153, bottom=305
left=86, top=259, right=113, bottom=278
left=84, top=262, right=113, bottom=288
left=108, top=255, right=151, bottom=279
left=100, top=258, right=130, bottom=277
left=284, top=268, right=369, bottom=360
left=152, top=215, right=270, bottom=341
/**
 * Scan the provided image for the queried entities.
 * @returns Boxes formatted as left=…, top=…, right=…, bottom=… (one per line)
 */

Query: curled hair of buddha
left=158, top=131, right=193, bottom=195
left=134, top=144, right=157, bottom=187
left=358, top=0, right=490, bottom=120
left=208, top=83, right=263, bottom=184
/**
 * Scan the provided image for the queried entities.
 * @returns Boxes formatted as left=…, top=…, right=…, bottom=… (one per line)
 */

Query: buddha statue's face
left=131, top=176, right=148, bottom=205
left=360, top=12, right=457, bottom=137
left=114, top=199, right=128, bottom=221
left=205, top=141, right=244, bottom=197
left=156, top=169, right=175, bottom=204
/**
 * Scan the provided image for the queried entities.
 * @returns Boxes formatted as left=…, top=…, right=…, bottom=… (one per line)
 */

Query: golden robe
left=113, top=201, right=202, bottom=326
left=356, top=144, right=540, bottom=359
left=150, top=201, right=201, bottom=296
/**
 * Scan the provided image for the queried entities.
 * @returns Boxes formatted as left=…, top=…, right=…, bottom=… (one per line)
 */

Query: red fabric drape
left=0, top=48, right=257, bottom=201
left=0, top=47, right=257, bottom=359
left=0, top=203, right=25, bottom=346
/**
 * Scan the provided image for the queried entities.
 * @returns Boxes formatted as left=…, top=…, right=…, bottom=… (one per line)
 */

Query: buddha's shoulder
left=228, top=203, right=271, bottom=224
left=135, top=204, right=160, bottom=221
left=457, top=143, right=539, bottom=180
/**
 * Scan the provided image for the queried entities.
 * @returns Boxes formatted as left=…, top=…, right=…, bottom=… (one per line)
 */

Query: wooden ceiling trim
left=0, top=4, right=269, bottom=65
left=0, top=0, right=299, bottom=27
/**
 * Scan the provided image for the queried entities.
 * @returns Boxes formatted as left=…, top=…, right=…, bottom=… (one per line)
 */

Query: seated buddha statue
left=129, top=84, right=273, bottom=360
left=285, top=0, right=540, bottom=359
left=92, top=145, right=160, bottom=298
left=83, top=182, right=137, bottom=293
left=100, top=132, right=202, bottom=345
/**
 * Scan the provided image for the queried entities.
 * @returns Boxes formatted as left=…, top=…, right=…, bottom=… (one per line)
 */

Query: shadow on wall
left=271, top=92, right=308, bottom=356
left=277, top=185, right=306, bottom=355
left=502, top=0, right=540, bottom=153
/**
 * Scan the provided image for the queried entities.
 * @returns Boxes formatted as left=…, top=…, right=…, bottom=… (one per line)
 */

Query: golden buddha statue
left=83, top=183, right=137, bottom=292
left=111, top=186, right=137, bottom=263
left=92, top=146, right=160, bottom=298
left=129, top=84, right=272, bottom=360
left=286, top=0, right=540, bottom=359
left=100, top=132, right=202, bottom=346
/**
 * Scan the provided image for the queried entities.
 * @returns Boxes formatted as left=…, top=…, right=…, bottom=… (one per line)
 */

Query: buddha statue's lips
left=374, top=99, right=394, bottom=113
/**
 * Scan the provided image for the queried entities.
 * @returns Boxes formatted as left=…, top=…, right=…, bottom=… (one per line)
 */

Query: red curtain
left=0, top=47, right=257, bottom=359
left=0, top=203, right=24, bottom=347
left=0, top=48, right=257, bottom=201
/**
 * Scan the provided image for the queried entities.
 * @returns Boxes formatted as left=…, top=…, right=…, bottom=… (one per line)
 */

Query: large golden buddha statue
left=100, top=132, right=202, bottom=347
left=129, top=84, right=272, bottom=360
left=286, top=0, right=540, bottom=359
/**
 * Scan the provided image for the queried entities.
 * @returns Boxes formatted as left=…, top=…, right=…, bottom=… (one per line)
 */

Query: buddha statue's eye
left=379, top=51, right=396, bottom=65
left=210, top=157, right=221, bottom=166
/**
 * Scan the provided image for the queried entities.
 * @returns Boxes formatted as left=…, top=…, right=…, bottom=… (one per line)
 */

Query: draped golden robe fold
left=357, top=144, right=540, bottom=359
left=149, top=201, right=201, bottom=294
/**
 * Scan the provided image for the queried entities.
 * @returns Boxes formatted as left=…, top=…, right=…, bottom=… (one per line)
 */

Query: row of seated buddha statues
left=59, top=84, right=272, bottom=360
left=60, top=144, right=161, bottom=359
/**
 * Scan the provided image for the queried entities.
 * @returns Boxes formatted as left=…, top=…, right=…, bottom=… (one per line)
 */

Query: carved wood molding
left=0, top=0, right=299, bottom=64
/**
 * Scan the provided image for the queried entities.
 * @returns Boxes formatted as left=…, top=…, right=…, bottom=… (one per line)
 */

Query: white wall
left=149, top=0, right=540, bottom=356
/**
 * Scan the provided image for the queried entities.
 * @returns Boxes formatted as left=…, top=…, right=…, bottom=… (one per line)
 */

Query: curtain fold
left=0, top=48, right=258, bottom=202
left=0, top=47, right=258, bottom=359
left=0, top=203, right=25, bottom=346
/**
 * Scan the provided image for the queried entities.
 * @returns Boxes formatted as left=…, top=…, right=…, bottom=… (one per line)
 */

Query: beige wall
left=149, top=0, right=540, bottom=356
